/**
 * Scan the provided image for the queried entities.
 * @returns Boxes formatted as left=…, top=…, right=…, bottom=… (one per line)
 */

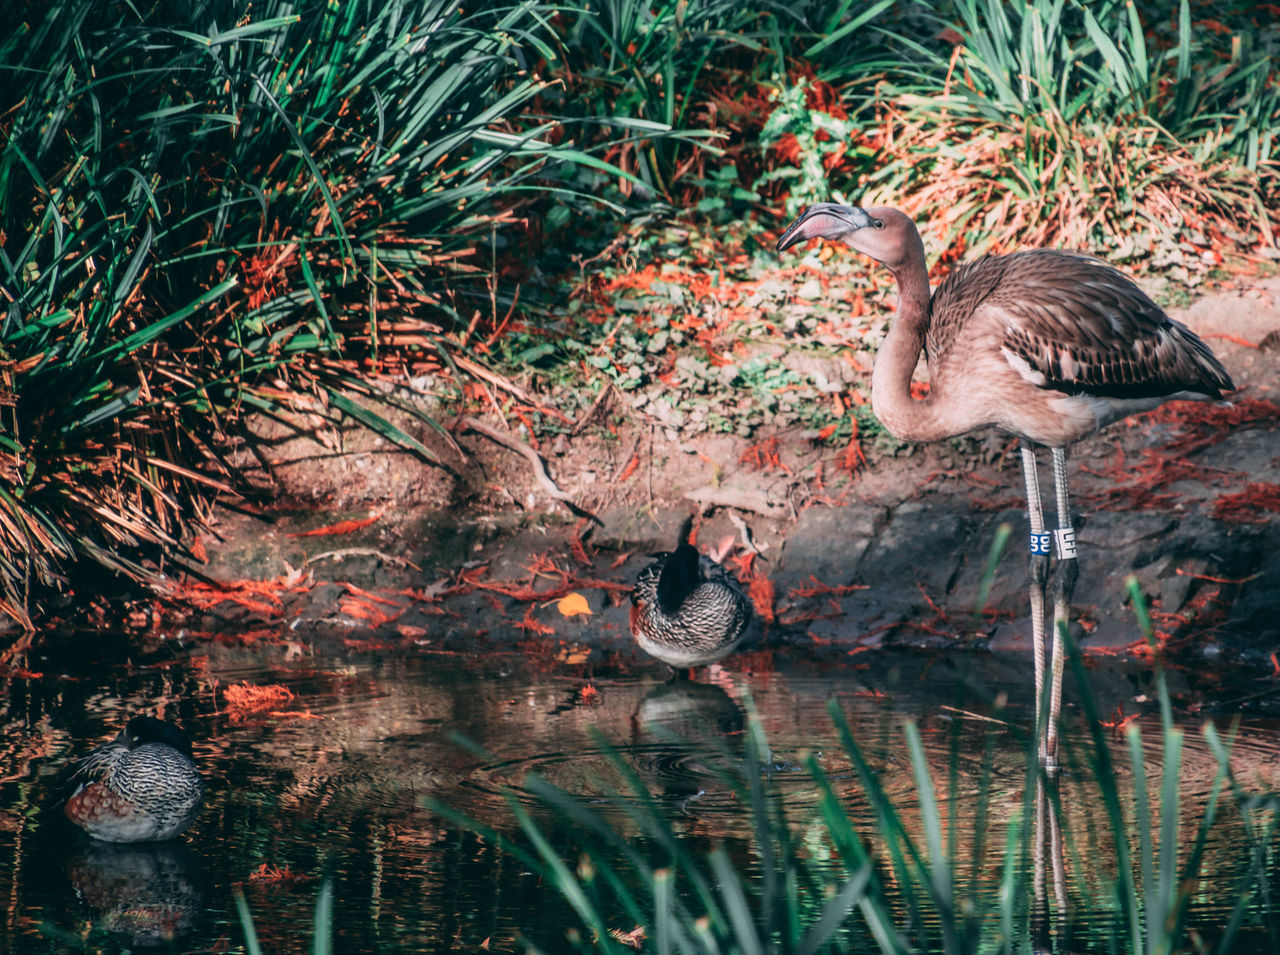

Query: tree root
left=685, top=486, right=789, bottom=519
left=457, top=417, right=602, bottom=525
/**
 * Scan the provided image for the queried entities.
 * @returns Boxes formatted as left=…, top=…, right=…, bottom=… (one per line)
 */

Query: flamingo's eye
left=872, top=219, right=884, bottom=229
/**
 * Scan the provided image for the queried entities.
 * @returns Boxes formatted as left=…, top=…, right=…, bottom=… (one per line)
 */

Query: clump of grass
left=448, top=577, right=1278, bottom=952
left=798, top=0, right=1278, bottom=271
left=0, top=0, right=702, bottom=624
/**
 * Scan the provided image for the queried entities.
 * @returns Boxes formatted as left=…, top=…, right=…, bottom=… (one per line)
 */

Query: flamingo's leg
left=1045, top=447, right=1078, bottom=773
left=1021, top=442, right=1052, bottom=767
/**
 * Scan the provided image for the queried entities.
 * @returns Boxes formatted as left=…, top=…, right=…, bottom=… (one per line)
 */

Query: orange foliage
left=224, top=682, right=293, bottom=719
left=517, top=605, right=555, bottom=636
left=338, top=584, right=406, bottom=627
left=569, top=522, right=594, bottom=566
left=1084, top=398, right=1279, bottom=512
left=787, top=576, right=868, bottom=600
left=748, top=573, right=776, bottom=623
left=447, top=556, right=630, bottom=603
left=1202, top=332, right=1259, bottom=348
left=287, top=512, right=381, bottom=537
left=740, top=437, right=783, bottom=471
left=840, top=427, right=866, bottom=473
left=1212, top=482, right=1280, bottom=523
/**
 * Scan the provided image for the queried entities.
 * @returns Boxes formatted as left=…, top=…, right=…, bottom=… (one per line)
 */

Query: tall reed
left=443, top=558, right=1278, bottom=952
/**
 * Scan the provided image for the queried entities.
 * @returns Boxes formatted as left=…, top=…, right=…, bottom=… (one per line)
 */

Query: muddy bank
left=159, top=277, right=1279, bottom=678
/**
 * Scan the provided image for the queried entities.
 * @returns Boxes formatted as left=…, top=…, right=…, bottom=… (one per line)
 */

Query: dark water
left=1, top=630, right=1277, bottom=952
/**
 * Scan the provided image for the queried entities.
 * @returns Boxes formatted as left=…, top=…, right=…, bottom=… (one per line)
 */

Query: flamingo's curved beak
left=776, top=203, right=872, bottom=253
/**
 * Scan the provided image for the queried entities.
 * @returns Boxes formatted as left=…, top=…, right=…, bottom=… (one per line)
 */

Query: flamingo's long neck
left=869, top=250, right=958, bottom=444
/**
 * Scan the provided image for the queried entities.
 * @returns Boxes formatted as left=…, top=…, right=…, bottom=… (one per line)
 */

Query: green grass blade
left=795, top=864, right=872, bottom=955
left=312, top=877, right=333, bottom=955
left=233, top=888, right=264, bottom=955
left=1156, top=726, right=1184, bottom=949
left=906, top=721, right=957, bottom=951
left=87, top=277, right=238, bottom=363
left=654, top=867, right=674, bottom=955
left=251, top=76, right=354, bottom=272
left=803, top=0, right=895, bottom=57
left=321, top=389, right=441, bottom=464
left=508, top=795, right=621, bottom=954
left=710, top=849, right=763, bottom=955
left=804, top=752, right=909, bottom=953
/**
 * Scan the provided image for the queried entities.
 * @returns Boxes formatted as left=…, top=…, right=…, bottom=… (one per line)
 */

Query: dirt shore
left=175, top=274, right=1280, bottom=678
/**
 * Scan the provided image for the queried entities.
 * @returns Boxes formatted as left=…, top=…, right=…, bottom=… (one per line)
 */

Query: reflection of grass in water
left=235, top=878, right=333, bottom=955
left=427, top=550, right=1279, bottom=952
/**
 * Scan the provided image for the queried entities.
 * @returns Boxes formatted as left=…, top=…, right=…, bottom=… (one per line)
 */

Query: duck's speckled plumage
left=65, top=716, right=204, bottom=843
left=630, top=542, right=752, bottom=668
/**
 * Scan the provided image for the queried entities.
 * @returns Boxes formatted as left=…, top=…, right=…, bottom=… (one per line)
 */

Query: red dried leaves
left=1212, top=482, right=1280, bottom=523
left=1084, top=398, right=1279, bottom=512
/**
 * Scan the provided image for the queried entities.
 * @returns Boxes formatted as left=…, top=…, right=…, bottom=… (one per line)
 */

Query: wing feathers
left=929, top=249, right=1233, bottom=400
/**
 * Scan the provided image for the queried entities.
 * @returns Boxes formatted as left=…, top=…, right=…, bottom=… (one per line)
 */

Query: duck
left=64, top=715, right=204, bottom=843
left=629, top=526, right=752, bottom=669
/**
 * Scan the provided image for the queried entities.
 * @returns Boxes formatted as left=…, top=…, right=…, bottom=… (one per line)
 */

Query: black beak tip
left=775, top=216, right=808, bottom=254
left=775, top=203, right=833, bottom=254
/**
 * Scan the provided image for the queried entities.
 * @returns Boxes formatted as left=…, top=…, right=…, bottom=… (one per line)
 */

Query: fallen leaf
left=286, top=510, right=382, bottom=538
left=609, top=926, right=646, bottom=949
left=557, top=592, right=593, bottom=617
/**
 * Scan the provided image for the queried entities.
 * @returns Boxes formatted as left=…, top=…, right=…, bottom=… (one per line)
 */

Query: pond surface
left=0, top=630, right=1277, bottom=952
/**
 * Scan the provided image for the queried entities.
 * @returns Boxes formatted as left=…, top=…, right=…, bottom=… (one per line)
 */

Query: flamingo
left=777, top=204, right=1234, bottom=769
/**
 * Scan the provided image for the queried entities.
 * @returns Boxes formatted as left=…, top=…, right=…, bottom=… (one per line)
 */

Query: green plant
left=548, top=0, right=777, bottom=202
left=757, top=75, right=857, bottom=218
left=819, top=0, right=1278, bottom=268
left=439, top=567, right=1279, bottom=953
left=436, top=716, right=877, bottom=953
left=0, top=0, right=680, bottom=623
left=938, top=0, right=1278, bottom=167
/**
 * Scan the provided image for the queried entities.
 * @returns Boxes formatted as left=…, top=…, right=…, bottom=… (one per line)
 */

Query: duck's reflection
left=66, top=840, right=205, bottom=947
left=634, top=679, right=746, bottom=741
left=631, top=679, right=747, bottom=809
